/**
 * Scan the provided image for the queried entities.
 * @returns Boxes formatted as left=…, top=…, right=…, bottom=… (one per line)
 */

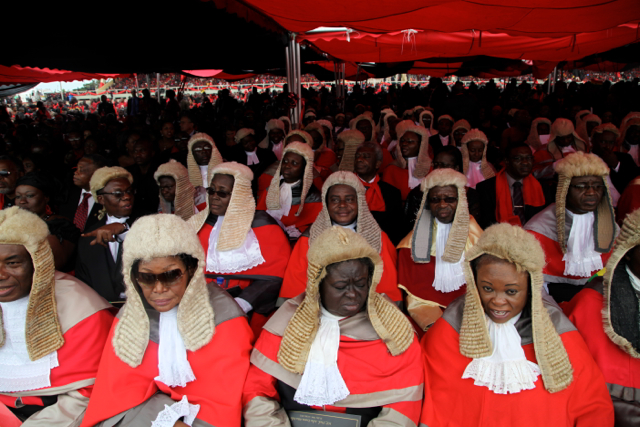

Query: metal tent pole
left=552, top=67, right=557, bottom=93
left=157, top=73, right=161, bottom=101
left=295, top=39, right=302, bottom=127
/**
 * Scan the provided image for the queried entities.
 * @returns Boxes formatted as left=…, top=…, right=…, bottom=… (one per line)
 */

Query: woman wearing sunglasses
left=82, top=214, right=253, bottom=427
left=397, top=169, right=483, bottom=334
left=190, top=162, right=290, bottom=337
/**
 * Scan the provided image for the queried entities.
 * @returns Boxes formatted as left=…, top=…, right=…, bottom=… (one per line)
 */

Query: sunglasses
left=98, top=187, right=135, bottom=200
left=428, top=196, right=458, bottom=204
left=136, top=268, right=185, bottom=288
left=206, top=188, right=232, bottom=198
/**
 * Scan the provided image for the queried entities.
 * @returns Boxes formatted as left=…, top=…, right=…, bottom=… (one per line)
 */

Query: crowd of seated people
left=1, top=76, right=640, bottom=426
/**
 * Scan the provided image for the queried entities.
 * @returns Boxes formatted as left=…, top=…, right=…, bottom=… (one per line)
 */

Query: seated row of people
left=5, top=202, right=635, bottom=426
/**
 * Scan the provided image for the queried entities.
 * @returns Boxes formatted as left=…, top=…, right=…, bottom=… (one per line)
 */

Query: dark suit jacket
left=428, top=134, right=451, bottom=155
left=370, top=181, right=404, bottom=246
left=475, top=176, right=551, bottom=230
left=126, top=162, right=160, bottom=214
left=74, top=211, right=147, bottom=302
left=611, top=152, right=639, bottom=194
left=58, top=185, right=103, bottom=233
left=228, top=146, right=277, bottom=198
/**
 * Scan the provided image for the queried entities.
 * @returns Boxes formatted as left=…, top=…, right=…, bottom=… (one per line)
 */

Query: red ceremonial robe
left=81, top=285, right=253, bottom=427
left=563, top=277, right=640, bottom=425
left=525, top=204, right=613, bottom=286
left=420, top=297, right=614, bottom=427
left=314, top=148, right=337, bottom=180
left=278, top=232, right=401, bottom=305
left=256, top=188, right=323, bottom=236
left=198, top=211, right=291, bottom=336
left=616, top=176, right=640, bottom=226
left=396, top=217, right=483, bottom=307
left=0, top=272, right=114, bottom=426
left=243, top=295, right=423, bottom=427
left=382, top=165, right=415, bottom=201
left=360, top=175, right=386, bottom=212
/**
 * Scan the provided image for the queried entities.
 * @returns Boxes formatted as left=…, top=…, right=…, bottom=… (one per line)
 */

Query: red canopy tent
left=212, top=0, right=640, bottom=38
left=0, top=65, right=129, bottom=85
left=297, top=24, right=640, bottom=65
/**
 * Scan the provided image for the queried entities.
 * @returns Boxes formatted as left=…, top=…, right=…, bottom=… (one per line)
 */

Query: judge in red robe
left=525, top=152, right=617, bottom=302
left=382, top=121, right=432, bottom=201
left=0, top=207, right=113, bottom=427
left=421, top=223, right=614, bottom=427
left=82, top=214, right=253, bottom=427
left=243, top=227, right=423, bottom=427
left=532, top=118, right=588, bottom=181
left=190, top=162, right=291, bottom=337
left=397, top=169, right=482, bottom=332
left=257, top=142, right=322, bottom=242
left=256, top=130, right=315, bottom=201
left=563, top=208, right=640, bottom=426
left=278, top=171, right=401, bottom=307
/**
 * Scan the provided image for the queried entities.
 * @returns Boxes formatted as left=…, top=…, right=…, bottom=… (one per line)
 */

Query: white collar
left=206, top=216, right=265, bottom=273
left=155, top=306, right=196, bottom=388
left=266, top=179, right=300, bottom=221
left=462, top=312, right=541, bottom=394
left=294, top=306, right=350, bottom=406
left=563, top=210, right=603, bottom=277
left=199, top=165, right=209, bottom=187
left=407, top=157, right=421, bottom=189
left=0, top=296, right=59, bottom=392
left=433, top=219, right=465, bottom=293
left=332, top=220, right=357, bottom=231
left=246, top=150, right=259, bottom=166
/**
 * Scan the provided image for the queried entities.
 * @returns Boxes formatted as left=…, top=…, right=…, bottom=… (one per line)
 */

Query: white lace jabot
left=206, top=216, right=265, bottom=273
left=462, top=312, right=541, bottom=394
left=155, top=306, right=195, bottom=388
left=563, top=210, right=603, bottom=277
left=294, top=307, right=350, bottom=406
left=0, top=296, right=59, bottom=392
left=433, top=219, right=465, bottom=293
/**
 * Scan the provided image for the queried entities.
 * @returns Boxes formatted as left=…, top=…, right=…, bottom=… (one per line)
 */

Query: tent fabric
left=223, top=0, right=640, bottom=38
left=0, top=66, right=128, bottom=85
left=297, top=24, right=640, bottom=64
left=0, top=83, right=39, bottom=98
left=406, top=56, right=556, bottom=78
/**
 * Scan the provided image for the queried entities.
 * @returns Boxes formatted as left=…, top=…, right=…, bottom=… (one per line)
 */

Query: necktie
left=74, top=193, right=91, bottom=231
left=512, top=182, right=526, bottom=225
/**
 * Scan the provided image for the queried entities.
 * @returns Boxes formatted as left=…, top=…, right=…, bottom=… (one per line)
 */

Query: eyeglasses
left=192, top=146, right=213, bottom=152
left=510, top=155, right=534, bottom=163
left=570, top=184, right=605, bottom=191
left=428, top=196, right=458, bottom=204
left=206, top=188, right=232, bottom=198
left=0, top=171, right=11, bottom=177
left=97, top=188, right=135, bottom=200
left=136, top=268, right=185, bottom=288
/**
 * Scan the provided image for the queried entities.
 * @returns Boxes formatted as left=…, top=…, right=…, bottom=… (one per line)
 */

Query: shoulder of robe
left=252, top=210, right=280, bottom=228
left=208, top=284, right=247, bottom=326
left=54, top=271, right=113, bottom=334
